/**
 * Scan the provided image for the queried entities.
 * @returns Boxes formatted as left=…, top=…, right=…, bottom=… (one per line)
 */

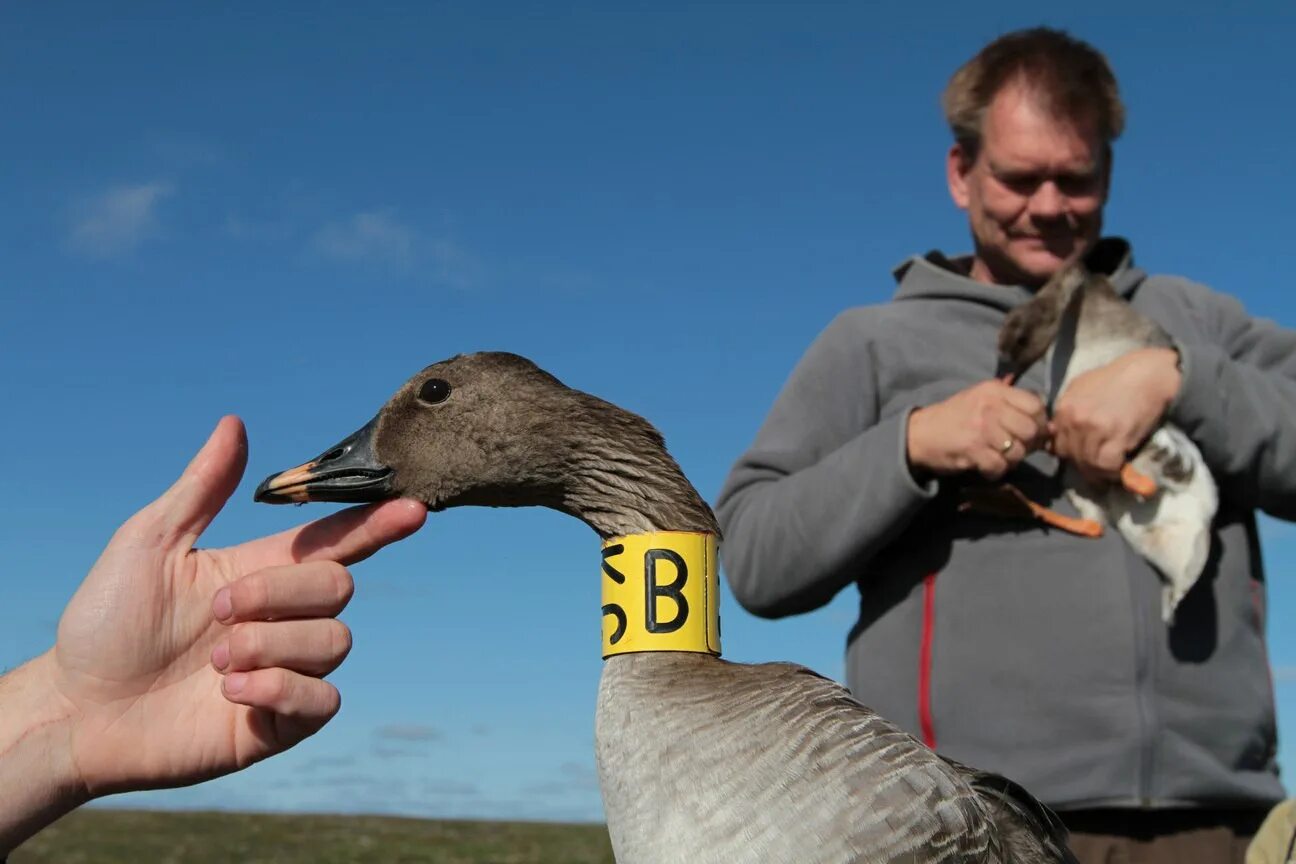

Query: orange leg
left=1119, top=463, right=1157, bottom=498
left=998, top=484, right=1104, bottom=538
left=961, top=484, right=1104, bottom=538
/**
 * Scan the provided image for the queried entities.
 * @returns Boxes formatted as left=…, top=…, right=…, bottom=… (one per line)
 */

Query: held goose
left=254, top=351, right=1077, bottom=864
left=998, top=261, right=1218, bottom=621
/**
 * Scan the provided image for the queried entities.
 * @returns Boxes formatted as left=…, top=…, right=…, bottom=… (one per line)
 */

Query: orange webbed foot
left=1119, top=463, right=1157, bottom=498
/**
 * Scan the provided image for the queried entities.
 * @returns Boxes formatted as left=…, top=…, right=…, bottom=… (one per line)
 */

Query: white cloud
left=423, top=779, right=480, bottom=797
left=310, top=209, right=478, bottom=288
left=69, top=182, right=173, bottom=256
left=312, top=210, right=416, bottom=270
left=520, top=762, right=601, bottom=797
left=374, top=723, right=442, bottom=743
left=298, top=755, right=357, bottom=772
left=558, top=761, right=600, bottom=790
left=426, top=235, right=478, bottom=291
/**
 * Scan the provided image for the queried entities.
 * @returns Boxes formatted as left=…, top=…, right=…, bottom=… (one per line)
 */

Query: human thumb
left=143, top=416, right=249, bottom=548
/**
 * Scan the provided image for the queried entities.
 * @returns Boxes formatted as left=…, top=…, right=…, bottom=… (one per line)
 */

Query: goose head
left=254, top=351, right=719, bottom=539
left=997, top=261, right=1089, bottom=378
left=997, top=300, right=1060, bottom=379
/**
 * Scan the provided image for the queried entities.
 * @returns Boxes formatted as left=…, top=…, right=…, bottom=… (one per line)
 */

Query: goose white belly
left=1046, top=333, right=1218, bottom=620
left=1071, top=426, right=1217, bottom=619
left=1050, top=331, right=1150, bottom=394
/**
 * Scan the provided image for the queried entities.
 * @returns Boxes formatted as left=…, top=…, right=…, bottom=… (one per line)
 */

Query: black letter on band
left=602, top=603, right=627, bottom=645
left=602, top=545, right=628, bottom=646
left=645, top=549, right=688, bottom=633
left=601, top=544, right=626, bottom=584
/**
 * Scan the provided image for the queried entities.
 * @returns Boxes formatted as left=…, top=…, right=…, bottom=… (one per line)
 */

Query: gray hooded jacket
left=717, top=238, right=1296, bottom=809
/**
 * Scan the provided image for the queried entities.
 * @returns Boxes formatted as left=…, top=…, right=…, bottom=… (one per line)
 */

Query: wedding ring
left=999, top=438, right=1014, bottom=454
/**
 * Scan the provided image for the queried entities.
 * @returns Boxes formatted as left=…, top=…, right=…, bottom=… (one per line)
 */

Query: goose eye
left=417, top=378, right=452, bottom=405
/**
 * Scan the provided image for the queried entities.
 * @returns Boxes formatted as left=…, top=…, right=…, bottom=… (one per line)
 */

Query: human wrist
left=1146, top=347, right=1183, bottom=410
left=905, top=407, right=935, bottom=479
left=0, top=651, right=90, bottom=854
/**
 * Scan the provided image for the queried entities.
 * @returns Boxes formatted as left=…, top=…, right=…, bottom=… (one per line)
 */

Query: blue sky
left=3, top=2, right=1295, bottom=824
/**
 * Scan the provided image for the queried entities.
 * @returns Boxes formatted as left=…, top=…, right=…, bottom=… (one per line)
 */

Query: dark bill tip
left=253, top=416, right=396, bottom=505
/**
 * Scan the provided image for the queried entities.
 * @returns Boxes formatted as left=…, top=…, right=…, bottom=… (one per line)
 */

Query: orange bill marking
left=257, top=461, right=317, bottom=503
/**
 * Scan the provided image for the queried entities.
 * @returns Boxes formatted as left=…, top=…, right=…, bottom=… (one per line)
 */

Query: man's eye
left=1057, top=174, right=1100, bottom=196
left=999, top=174, right=1041, bottom=194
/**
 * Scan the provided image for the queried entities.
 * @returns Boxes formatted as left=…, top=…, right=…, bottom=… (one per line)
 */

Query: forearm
left=718, top=410, right=936, bottom=617
left=1171, top=340, right=1296, bottom=516
left=0, top=652, right=88, bottom=856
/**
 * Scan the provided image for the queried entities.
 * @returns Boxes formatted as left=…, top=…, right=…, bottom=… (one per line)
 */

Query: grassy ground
left=11, top=809, right=616, bottom=864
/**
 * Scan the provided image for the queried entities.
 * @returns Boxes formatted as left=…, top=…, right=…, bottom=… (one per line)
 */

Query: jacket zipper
left=1129, top=552, right=1156, bottom=804
left=919, top=571, right=938, bottom=749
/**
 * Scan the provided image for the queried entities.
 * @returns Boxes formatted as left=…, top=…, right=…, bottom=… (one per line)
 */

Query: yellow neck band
left=600, top=532, right=721, bottom=659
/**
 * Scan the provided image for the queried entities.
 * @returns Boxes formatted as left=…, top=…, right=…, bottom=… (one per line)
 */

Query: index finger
left=229, top=499, right=427, bottom=573
left=1000, top=385, right=1048, bottom=423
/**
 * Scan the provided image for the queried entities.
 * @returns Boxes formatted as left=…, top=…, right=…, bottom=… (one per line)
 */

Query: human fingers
left=999, top=384, right=1047, bottom=422
left=994, top=405, right=1047, bottom=449
left=970, top=442, right=1011, bottom=481
left=130, top=417, right=248, bottom=548
left=1054, top=409, right=1122, bottom=482
left=213, top=561, right=354, bottom=624
left=231, top=499, right=427, bottom=573
left=221, top=668, right=341, bottom=743
left=1050, top=389, right=1091, bottom=448
left=1090, top=437, right=1128, bottom=478
left=213, top=619, right=352, bottom=677
left=1061, top=406, right=1111, bottom=476
left=979, top=443, right=1021, bottom=476
left=1050, top=412, right=1077, bottom=460
left=987, top=428, right=1041, bottom=469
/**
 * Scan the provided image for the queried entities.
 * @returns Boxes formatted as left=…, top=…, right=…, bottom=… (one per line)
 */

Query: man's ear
left=947, top=142, right=973, bottom=210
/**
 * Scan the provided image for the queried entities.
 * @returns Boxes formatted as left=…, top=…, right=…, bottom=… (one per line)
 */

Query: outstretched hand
left=41, top=416, right=425, bottom=797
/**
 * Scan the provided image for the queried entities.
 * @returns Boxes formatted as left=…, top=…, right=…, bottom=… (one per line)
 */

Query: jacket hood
left=891, top=237, right=1145, bottom=312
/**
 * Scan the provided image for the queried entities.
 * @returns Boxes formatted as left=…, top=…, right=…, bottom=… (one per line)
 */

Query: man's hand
left=1051, top=347, right=1181, bottom=482
left=907, top=379, right=1049, bottom=481
left=1, top=416, right=426, bottom=853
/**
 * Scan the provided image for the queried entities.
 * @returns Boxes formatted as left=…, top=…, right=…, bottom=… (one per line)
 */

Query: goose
left=997, top=260, right=1218, bottom=622
left=254, top=351, right=1077, bottom=864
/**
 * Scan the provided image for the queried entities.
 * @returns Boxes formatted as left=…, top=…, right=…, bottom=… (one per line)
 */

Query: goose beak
left=254, top=416, right=395, bottom=504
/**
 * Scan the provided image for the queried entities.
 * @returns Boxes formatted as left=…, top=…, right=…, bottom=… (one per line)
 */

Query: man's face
left=948, top=81, right=1109, bottom=287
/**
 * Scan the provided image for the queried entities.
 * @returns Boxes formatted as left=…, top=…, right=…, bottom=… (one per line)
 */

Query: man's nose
left=1029, top=181, right=1066, bottom=220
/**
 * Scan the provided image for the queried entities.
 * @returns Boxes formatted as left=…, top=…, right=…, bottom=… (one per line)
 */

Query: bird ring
left=1000, top=438, right=1014, bottom=454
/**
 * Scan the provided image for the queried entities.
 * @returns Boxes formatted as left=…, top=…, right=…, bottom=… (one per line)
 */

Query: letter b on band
left=645, top=548, right=689, bottom=633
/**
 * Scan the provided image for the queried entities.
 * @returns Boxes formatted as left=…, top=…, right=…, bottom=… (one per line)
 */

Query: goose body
left=999, top=263, right=1218, bottom=620
left=598, top=654, right=1067, bottom=864
left=256, top=351, right=1076, bottom=864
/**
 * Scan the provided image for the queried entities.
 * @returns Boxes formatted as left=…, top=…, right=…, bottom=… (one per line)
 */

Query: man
left=0, top=417, right=427, bottom=858
left=717, top=28, right=1296, bottom=863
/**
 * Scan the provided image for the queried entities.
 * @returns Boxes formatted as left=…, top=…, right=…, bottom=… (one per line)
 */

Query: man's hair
left=942, top=28, right=1124, bottom=161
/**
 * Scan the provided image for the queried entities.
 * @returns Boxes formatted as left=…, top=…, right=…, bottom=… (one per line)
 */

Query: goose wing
left=599, top=657, right=1072, bottom=863
left=945, top=760, right=1079, bottom=864
left=765, top=662, right=1076, bottom=864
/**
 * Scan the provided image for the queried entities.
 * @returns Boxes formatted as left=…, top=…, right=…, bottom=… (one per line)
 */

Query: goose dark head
left=997, top=301, right=1060, bottom=379
left=254, top=352, right=718, bottom=538
left=997, top=261, right=1089, bottom=377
